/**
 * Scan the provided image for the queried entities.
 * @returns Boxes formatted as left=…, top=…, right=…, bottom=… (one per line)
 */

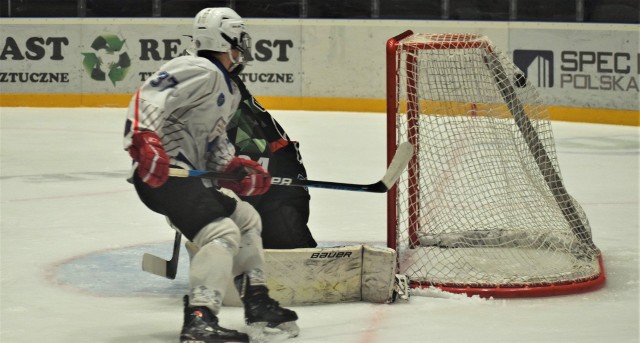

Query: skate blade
left=269, top=321, right=299, bottom=338
left=247, top=321, right=299, bottom=343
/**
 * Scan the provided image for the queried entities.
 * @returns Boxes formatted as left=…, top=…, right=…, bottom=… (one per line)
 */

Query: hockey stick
left=169, top=142, right=414, bottom=193
left=142, top=230, right=181, bottom=279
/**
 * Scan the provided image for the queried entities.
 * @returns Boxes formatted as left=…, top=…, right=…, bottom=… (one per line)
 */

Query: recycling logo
left=82, top=34, right=131, bottom=86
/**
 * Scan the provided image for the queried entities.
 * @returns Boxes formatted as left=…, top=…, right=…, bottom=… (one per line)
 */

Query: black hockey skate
left=234, top=274, right=299, bottom=342
left=180, top=295, right=249, bottom=343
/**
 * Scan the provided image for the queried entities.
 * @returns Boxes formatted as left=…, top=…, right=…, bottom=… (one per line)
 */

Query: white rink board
left=1, top=19, right=638, bottom=111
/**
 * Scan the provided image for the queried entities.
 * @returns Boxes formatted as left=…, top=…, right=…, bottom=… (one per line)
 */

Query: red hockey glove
left=128, top=131, right=169, bottom=188
left=218, top=157, right=271, bottom=196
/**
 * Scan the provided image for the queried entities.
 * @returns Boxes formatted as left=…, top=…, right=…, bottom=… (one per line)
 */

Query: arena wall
left=1, top=19, right=637, bottom=125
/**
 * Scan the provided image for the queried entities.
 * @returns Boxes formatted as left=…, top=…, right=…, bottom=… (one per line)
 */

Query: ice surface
left=0, top=108, right=638, bottom=342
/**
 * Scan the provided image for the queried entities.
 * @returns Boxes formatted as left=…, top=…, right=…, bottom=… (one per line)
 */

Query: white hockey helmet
left=193, top=8, right=251, bottom=69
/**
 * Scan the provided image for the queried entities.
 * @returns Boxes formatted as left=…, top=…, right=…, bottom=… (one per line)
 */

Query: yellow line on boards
left=1, top=94, right=637, bottom=126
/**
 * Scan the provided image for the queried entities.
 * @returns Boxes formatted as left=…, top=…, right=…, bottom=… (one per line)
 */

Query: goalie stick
left=142, top=230, right=181, bottom=279
left=170, top=142, right=414, bottom=193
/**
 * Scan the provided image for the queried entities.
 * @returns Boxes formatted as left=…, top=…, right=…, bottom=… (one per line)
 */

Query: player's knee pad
left=192, top=217, right=241, bottom=255
left=230, top=223, right=265, bottom=277
left=232, top=231, right=265, bottom=277
left=230, top=200, right=262, bottom=236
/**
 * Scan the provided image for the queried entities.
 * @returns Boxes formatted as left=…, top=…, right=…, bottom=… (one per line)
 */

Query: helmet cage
left=223, top=31, right=251, bottom=71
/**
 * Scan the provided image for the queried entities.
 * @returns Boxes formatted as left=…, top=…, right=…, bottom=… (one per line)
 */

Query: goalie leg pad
left=361, top=245, right=399, bottom=303
left=223, top=244, right=401, bottom=306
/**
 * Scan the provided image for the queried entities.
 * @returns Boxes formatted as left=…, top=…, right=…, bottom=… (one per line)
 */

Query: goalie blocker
left=185, top=242, right=409, bottom=305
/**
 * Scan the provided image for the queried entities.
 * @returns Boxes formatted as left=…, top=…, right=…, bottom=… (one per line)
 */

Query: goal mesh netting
left=385, top=31, right=605, bottom=297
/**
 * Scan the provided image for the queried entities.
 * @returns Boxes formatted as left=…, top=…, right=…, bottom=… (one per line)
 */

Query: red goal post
left=385, top=30, right=606, bottom=298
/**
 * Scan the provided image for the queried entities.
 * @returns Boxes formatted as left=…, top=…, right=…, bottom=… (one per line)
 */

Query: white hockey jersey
left=124, top=55, right=241, bottom=172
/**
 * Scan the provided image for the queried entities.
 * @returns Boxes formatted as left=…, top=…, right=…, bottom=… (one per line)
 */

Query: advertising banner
left=1, top=19, right=638, bottom=116
left=510, top=26, right=639, bottom=110
left=0, top=19, right=303, bottom=96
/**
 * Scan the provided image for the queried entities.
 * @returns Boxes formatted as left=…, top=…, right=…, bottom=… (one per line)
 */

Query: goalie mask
left=193, top=7, right=251, bottom=71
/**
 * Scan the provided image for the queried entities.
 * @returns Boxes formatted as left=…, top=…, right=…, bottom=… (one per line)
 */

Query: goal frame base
left=411, top=255, right=606, bottom=298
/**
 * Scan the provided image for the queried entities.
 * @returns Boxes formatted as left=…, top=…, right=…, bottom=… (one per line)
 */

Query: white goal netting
left=387, top=32, right=604, bottom=297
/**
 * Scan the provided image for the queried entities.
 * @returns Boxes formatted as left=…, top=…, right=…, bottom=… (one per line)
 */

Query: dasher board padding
left=223, top=244, right=397, bottom=306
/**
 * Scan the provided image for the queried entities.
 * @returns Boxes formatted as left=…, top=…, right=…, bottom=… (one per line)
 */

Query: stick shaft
left=168, top=142, right=413, bottom=193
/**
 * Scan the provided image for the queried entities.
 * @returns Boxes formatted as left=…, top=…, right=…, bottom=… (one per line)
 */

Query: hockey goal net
left=386, top=31, right=605, bottom=298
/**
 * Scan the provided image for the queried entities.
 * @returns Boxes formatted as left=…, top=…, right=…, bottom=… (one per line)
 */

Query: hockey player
left=123, top=7, right=298, bottom=343
left=227, top=74, right=317, bottom=249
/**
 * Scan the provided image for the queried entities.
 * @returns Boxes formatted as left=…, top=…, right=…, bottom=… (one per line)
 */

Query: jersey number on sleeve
left=150, top=71, right=179, bottom=90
